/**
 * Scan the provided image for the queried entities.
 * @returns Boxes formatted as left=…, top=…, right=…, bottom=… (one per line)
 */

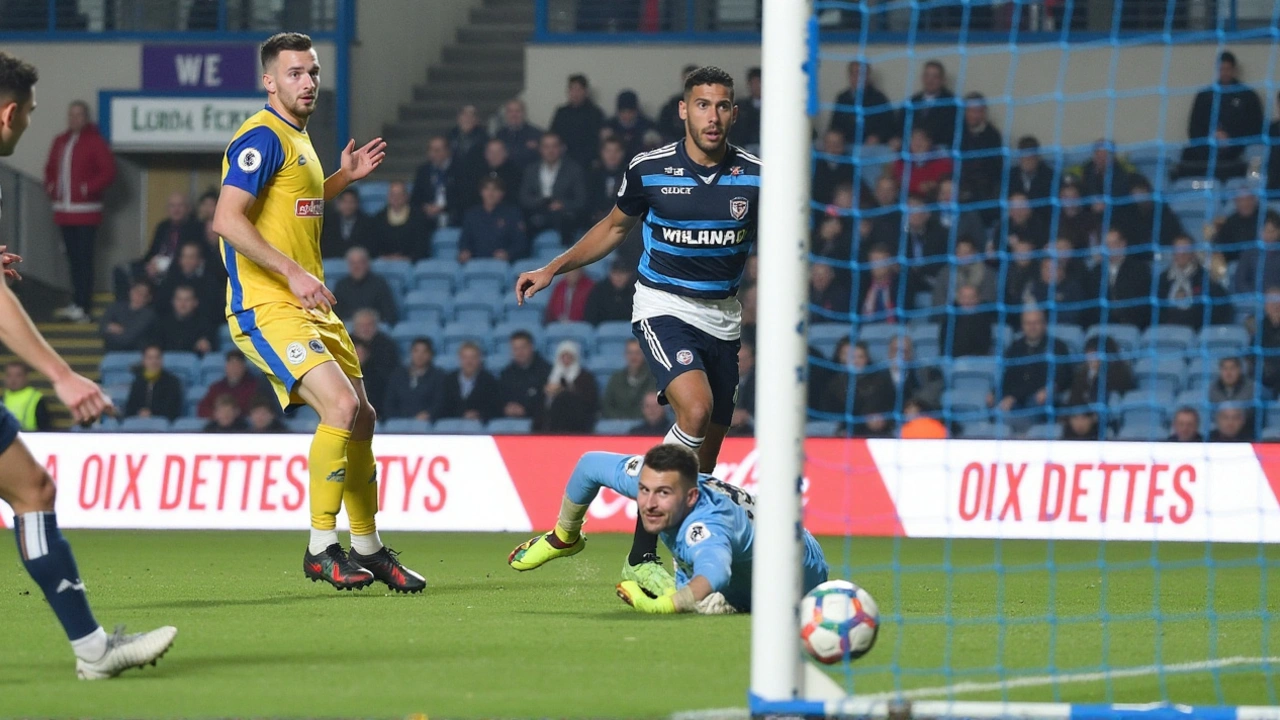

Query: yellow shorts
left=227, top=302, right=362, bottom=410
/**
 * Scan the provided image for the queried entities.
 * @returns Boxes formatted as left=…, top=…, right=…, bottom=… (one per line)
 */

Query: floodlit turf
left=3, top=531, right=1278, bottom=718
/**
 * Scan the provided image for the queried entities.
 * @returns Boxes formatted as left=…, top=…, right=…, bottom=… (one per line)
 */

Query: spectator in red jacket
left=196, top=350, right=265, bottom=418
left=44, top=100, right=116, bottom=323
left=543, top=267, right=595, bottom=323
left=892, top=127, right=953, bottom=198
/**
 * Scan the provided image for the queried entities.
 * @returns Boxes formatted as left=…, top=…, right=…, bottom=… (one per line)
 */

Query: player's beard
left=285, top=91, right=317, bottom=119
left=687, top=120, right=727, bottom=159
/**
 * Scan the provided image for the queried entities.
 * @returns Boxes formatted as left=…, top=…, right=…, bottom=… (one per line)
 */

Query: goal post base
left=749, top=693, right=1280, bottom=720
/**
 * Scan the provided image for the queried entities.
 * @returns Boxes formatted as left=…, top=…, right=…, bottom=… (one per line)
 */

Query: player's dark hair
left=567, top=73, right=589, bottom=88
left=0, top=51, right=38, bottom=105
left=411, top=337, right=435, bottom=353
left=684, top=66, right=735, bottom=99
left=260, top=32, right=313, bottom=70
left=643, top=444, right=700, bottom=488
left=1017, top=135, right=1040, bottom=151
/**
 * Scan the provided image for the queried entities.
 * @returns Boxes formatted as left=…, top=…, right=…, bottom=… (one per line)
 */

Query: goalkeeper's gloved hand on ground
left=615, top=581, right=678, bottom=614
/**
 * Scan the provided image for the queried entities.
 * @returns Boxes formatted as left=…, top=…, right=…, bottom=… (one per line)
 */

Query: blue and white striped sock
left=15, top=512, right=104, bottom=659
left=664, top=424, right=705, bottom=451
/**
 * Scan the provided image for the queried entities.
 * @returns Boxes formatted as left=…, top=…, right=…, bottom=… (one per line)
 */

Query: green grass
left=2, top=531, right=1278, bottom=718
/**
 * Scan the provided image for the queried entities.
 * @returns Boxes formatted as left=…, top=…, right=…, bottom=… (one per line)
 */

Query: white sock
left=308, top=528, right=339, bottom=555
left=664, top=424, right=705, bottom=451
left=350, top=531, right=383, bottom=556
left=71, top=626, right=107, bottom=662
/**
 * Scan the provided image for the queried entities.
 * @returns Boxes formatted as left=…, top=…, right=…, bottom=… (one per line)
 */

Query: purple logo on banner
left=142, top=45, right=258, bottom=92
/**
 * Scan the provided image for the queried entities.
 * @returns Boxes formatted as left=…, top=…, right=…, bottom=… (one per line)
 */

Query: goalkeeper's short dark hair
left=643, top=444, right=700, bottom=488
left=684, top=66, right=735, bottom=99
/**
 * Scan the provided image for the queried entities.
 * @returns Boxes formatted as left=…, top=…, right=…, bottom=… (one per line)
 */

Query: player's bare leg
left=1, top=437, right=176, bottom=678
left=344, top=376, right=425, bottom=593
left=295, top=361, right=373, bottom=590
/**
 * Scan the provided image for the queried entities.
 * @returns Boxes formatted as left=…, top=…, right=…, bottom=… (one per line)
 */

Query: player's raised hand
left=514, top=267, right=555, bottom=306
left=341, top=137, right=387, bottom=182
left=0, top=244, right=23, bottom=281
left=53, top=372, right=113, bottom=425
left=287, top=267, right=337, bottom=313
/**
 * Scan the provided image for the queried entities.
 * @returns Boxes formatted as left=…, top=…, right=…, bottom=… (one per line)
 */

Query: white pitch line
left=861, top=655, right=1280, bottom=702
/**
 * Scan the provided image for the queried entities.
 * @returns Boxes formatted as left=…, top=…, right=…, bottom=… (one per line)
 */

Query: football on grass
left=800, top=580, right=879, bottom=664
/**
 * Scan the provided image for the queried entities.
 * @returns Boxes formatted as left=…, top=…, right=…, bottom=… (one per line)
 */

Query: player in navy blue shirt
left=507, top=444, right=829, bottom=614
left=515, top=67, right=759, bottom=597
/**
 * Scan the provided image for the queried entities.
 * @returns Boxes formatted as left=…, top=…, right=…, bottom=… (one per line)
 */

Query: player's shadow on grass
left=114, top=593, right=347, bottom=611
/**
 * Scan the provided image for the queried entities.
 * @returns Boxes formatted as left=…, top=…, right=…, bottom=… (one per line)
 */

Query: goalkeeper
left=507, top=444, right=828, bottom=614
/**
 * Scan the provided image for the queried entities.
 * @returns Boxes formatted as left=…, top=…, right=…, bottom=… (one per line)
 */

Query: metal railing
left=534, top=0, right=1268, bottom=42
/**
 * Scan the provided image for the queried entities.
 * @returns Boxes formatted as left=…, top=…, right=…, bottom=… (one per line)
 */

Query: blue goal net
left=782, top=0, right=1280, bottom=716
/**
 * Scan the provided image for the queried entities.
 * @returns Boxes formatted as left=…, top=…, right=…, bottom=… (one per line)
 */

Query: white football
left=800, top=579, right=879, bottom=664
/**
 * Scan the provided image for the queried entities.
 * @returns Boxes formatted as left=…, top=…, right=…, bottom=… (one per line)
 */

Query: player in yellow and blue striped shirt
left=212, top=33, right=424, bottom=594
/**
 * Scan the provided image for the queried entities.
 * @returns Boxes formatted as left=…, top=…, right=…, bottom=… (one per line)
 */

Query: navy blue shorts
left=633, top=316, right=741, bottom=427
left=0, top=406, right=19, bottom=455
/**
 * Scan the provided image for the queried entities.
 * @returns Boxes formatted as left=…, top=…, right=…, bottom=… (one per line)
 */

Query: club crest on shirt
left=286, top=342, right=307, bottom=365
left=624, top=455, right=643, bottom=476
left=685, top=522, right=711, bottom=545
left=676, top=350, right=694, bottom=366
left=729, top=196, right=749, bottom=220
left=729, top=165, right=743, bottom=175
left=237, top=147, right=261, bottom=173
left=298, top=155, right=308, bottom=165
left=308, top=339, right=326, bottom=354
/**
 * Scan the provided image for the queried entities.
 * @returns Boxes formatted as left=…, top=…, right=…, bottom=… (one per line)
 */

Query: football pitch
left=4, top=531, right=1278, bottom=718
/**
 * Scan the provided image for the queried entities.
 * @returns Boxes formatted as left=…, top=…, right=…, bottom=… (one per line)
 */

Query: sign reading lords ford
left=101, top=94, right=263, bottom=152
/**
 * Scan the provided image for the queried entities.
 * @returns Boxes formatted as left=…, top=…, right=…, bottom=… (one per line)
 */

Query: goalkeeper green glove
left=615, top=580, right=678, bottom=614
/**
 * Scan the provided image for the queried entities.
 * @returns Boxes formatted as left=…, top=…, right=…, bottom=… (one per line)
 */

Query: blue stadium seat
left=1261, top=426, right=1280, bottom=441
left=105, top=384, right=130, bottom=409
left=485, top=351, right=511, bottom=376
left=85, top=417, right=121, bottom=432
left=287, top=416, right=319, bottom=433
left=1139, top=325, right=1196, bottom=355
left=804, top=420, right=839, bottom=437
left=435, top=353, right=461, bottom=372
left=490, top=320, right=543, bottom=354
left=199, top=353, right=227, bottom=386
left=1085, top=324, right=1141, bottom=352
left=412, top=258, right=459, bottom=293
left=991, top=324, right=1014, bottom=353
left=809, top=324, right=851, bottom=360
left=1199, top=325, right=1250, bottom=355
left=382, top=418, right=432, bottom=434
left=451, top=290, right=501, bottom=327
left=164, top=352, right=200, bottom=387
left=950, top=356, right=999, bottom=395
left=589, top=354, right=626, bottom=379
left=856, top=323, right=902, bottom=355
left=441, top=321, right=490, bottom=356
left=460, top=258, right=511, bottom=291
left=958, top=421, right=1010, bottom=439
left=595, top=418, right=636, bottom=435
left=908, top=323, right=940, bottom=361
left=543, top=322, right=595, bottom=359
left=185, top=386, right=207, bottom=413
left=942, top=388, right=990, bottom=421
left=1024, top=423, right=1063, bottom=440
left=501, top=288, right=549, bottom=321
left=371, top=258, right=412, bottom=291
left=218, top=324, right=233, bottom=351
left=1047, top=324, right=1086, bottom=354
left=322, top=257, right=348, bottom=282
left=1265, top=404, right=1280, bottom=430
left=432, top=228, right=462, bottom=258
left=354, top=180, right=390, bottom=214
left=391, top=320, right=440, bottom=357
left=488, top=418, right=533, bottom=435
left=595, top=321, right=635, bottom=359
left=403, top=288, right=452, bottom=324
left=1117, top=389, right=1174, bottom=428
left=1118, top=421, right=1168, bottom=441
left=172, top=417, right=207, bottom=432
left=433, top=418, right=485, bottom=435
left=852, top=144, right=895, bottom=180
left=101, top=351, right=139, bottom=380
left=119, top=416, right=171, bottom=433
left=1132, top=357, right=1185, bottom=395
left=532, top=230, right=562, bottom=255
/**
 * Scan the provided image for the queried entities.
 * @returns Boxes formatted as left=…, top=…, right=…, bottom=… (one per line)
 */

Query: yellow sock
left=553, top=496, right=589, bottom=543
left=309, top=424, right=351, bottom=531
left=343, top=439, right=379, bottom=538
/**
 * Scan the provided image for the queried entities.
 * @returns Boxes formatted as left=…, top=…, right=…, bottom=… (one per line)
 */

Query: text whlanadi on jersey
left=660, top=227, right=749, bottom=246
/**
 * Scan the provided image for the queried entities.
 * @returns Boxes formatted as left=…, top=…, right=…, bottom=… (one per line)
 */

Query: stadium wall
left=349, top=0, right=485, bottom=145
left=8, top=434, right=1280, bottom=542
left=524, top=43, right=1278, bottom=149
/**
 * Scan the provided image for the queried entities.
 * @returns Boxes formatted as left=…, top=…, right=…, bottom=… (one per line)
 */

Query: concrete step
left=457, top=24, right=533, bottom=44
left=442, top=43, right=524, bottom=65
left=395, top=102, right=462, bottom=123
left=470, top=4, right=534, bottom=24
left=413, top=80, right=523, bottom=103
left=428, top=63, right=521, bottom=84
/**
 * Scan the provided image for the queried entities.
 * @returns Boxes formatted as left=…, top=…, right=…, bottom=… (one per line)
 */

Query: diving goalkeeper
left=507, top=444, right=828, bottom=614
